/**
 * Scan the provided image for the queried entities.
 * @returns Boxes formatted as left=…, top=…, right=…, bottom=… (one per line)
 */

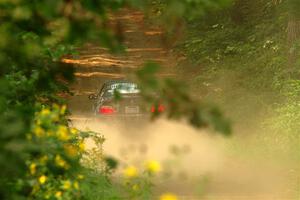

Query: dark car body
left=89, top=80, right=151, bottom=121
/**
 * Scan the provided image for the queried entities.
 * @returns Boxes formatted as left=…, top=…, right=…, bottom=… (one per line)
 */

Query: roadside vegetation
left=177, top=0, right=300, bottom=186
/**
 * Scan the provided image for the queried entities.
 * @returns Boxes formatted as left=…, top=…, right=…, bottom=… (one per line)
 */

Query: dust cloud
left=72, top=117, right=295, bottom=199
left=74, top=118, right=224, bottom=173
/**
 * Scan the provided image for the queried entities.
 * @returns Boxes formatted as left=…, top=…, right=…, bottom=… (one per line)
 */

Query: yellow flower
left=53, top=103, right=60, bottom=110
left=39, top=155, right=48, bottom=165
left=29, top=163, right=36, bottom=175
left=60, top=105, right=67, bottom=115
left=31, top=184, right=40, bottom=195
left=123, top=166, right=138, bottom=178
left=34, top=126, right=44, bottom=137
left=57, top=125, right=70, bottom=141
left=62, top=180, right=72, bottom=190
left=78, top=141, right=85, bottom=152
left=40, top=108, right=51, bottom=116
left=64, top=144, right=77, bottom=157
left=55, top=155, right=69, bottom=169
left=145, top=160, right=161, bottom=174
left=73, top=181, right=79, bottom=190
left=38, top=175, right=47, bottom=184
left=52, top=113, right=60, bottom=122
left=55, top=191, right=62, bottom=199
left=36, top=119, right=41, bottom=125
left=70, top=128, right=78, bottom=135
left=47, top=131, right=55, bottom=137
left=77, top=174, right=84, bottom=180
left=44, top=193, right=50, bottom=199
left=159, top=193, right=178, bottom=200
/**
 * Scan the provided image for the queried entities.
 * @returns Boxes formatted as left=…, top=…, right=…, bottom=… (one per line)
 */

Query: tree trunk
left=287, top=17, right=300, bottom=73
left=287, top=0, right=300, bottom=76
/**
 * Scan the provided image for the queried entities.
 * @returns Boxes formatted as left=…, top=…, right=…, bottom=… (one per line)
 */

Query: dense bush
left=0, top=1, right=126, bottom=198
left=21, top=105, right=86, bottom=199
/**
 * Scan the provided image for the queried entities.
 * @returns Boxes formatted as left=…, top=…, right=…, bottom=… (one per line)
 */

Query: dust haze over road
left=66, top=9, right=297, bottom=200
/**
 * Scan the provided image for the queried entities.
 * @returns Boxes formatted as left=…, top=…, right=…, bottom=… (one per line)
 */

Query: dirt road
left=67, top=9, right=174, bottom=117
left=67, top=9, right=297, bottom=200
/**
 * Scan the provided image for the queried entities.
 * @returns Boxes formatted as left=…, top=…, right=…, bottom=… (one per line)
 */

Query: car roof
left=104, top=79, right=133, bottom=84
left=103, top=80, right=137, bottom=87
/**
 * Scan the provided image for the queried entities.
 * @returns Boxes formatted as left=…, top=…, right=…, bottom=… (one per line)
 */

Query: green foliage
left=80, top=171, right=122, bottom=200
left=151, top=0, right=232, bottom=19
left=0, top=0, right=233, bottom=199
left=288, top=0, right=300, bottom=17
left=177, top=0, right=300, bottom=166
left=0, top=0, right=135, bottom=197
left=177, top=0, right=288, bottom=127
left=230, top=0, right=281, bottom=24
left=264, top=78, right=300, bottom=160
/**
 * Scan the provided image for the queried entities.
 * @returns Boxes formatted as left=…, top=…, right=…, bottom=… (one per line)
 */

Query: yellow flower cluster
left=34, top=126, right=44, bottom=137
left=64, top=144, right=78, bottom=157
left=55, top=191, right=62, bottom=198
left=38, top=105, right=65, bottom=122
left=57, top=125, right=70, bottom=141
left=55, top=155, right=70, bottom=169
left=123, top=166, right=138, bottom=178
left=77, top=174, right=84, bottom=180
left=40, top=108, right=51, bottom=116
left=26, top=105, right=85, bottom=199
left=39, top=175, right=47, bottom=184
left=145, top=160, right=161, bottom=174
left=39, top=155, right=48, bottom=164
left=30, top=163, right=37, bottom=175
left=78, top=140, right=85, bottom=152
left=33, top=106, right=81, bottom=142
left=123, top=160, right=162, bottom=178
left=60, top=105, right=67, bottom=115
left=70, top=128, right=78, bottom=135
left=160, top=193, right=178, bottom=200
left=73, top=181, right=79, bottom=190
left=61, top=180, right=80, bottom=190
left=62, top=180, right=71, bottom=190
left=122, top=160, right=178, bottom=200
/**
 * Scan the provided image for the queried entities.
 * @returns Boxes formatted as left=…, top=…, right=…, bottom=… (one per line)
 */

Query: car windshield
left=103, top=82, right=140, bottom=97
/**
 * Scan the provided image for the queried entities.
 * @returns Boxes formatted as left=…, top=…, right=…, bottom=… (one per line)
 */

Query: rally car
left=88, top=80, right=164, bottom=120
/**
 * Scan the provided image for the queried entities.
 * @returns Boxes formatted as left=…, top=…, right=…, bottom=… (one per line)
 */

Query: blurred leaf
left=104, top=156, right=119, bottom=171
left=136, top=63, right=231, bottom=136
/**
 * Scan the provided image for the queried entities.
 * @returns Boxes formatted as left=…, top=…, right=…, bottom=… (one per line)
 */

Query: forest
left=0, top=0, right=299, bottom=199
